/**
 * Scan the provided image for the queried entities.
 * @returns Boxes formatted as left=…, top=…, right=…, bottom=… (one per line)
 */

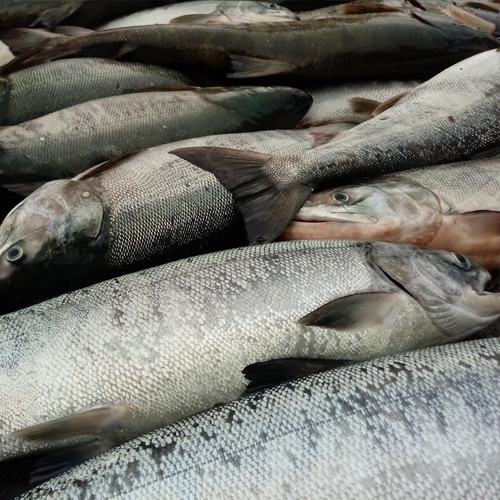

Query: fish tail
left=170, top=147, right=312, bottom=244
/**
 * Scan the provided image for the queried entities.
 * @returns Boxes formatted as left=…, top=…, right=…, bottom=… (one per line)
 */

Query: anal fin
left=8, top=404, right=133, bottom=443
left=243, top=358, right=354, bottom=394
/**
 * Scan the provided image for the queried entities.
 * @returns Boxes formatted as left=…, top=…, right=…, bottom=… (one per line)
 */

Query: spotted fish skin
left=2, top=240, right=498, bottom=461
left=19, top=337, right=500, bottom=499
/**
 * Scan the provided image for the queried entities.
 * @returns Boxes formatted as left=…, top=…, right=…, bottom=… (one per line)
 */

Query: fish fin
left=407, top=0, right=426, bottom=9
left=227, top=54, right=295, bottom=78
left=30, top=440, right=114, bottom=487
left=348, top=97, right=381, bottom=117
left=73, top=149, right=146, bottom=181
left=1, top=182, right=46, bottom=197
left=299, top=292, right=403, bottom=330
left=441, top=5, right=496, bottom=34
left=0, top=28, right=64, bottom=55
left=8, top=404, right=133, bottom=443
left=31, top=3, right=81, bottom=29
left=410, top=11, right=440, bottom=27
left=372, top=91, right=411, bottom=116
left=452, top=211, right=500, bottom=237
left=170, top=14, right=225, bottom=23
left=52, top=25, right=95, bottom=36
left=137, top=85, right=199, bottom=92
left=170, top=147, right=312, bottom=243
left=465, top=2, right=499, bottom=13
left=309, top=131, right=346, bottom=148
left=243, top=358, right=354, bottom=394
left=343, top=2, right=402, bottom=14
left=466, top=144, right=500, bottom=160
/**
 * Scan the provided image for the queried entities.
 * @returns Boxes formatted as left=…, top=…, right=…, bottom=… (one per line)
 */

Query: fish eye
left=451, top=253, right=471, bottom=271
left=5, top=245, right=24, bottom=263
left=332, top=192, right=350, bottom=204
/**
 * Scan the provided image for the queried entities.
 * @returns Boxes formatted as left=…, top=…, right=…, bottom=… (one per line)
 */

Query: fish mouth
left=295, top=210, right=378, bottom=224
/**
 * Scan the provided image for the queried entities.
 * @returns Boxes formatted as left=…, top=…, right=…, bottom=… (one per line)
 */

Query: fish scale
left=0, top=58, right=193, bottom=126
left=18, top=338, right=500, bottom=499
left=1, top=239, right=495, bottom=460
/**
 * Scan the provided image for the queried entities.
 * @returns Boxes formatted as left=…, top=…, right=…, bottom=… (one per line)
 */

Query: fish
left=171, top=48, right=500, bottom=243
left=0, top=58, right=193, bottom=126
left=281, top=159, right=500, bottom=269
left=0, top=1, right=83, bottom=31
left=0, top=124, right=354, bottom=313
left=97, top=1, right=298, bottom=29
left=299, top=0, right=498, bottom=34
left=0, top=240, right=499, bottom=462
left=15, top=336, right=500, bottom=499
left=296, top=80, right=420, bottom=128
left=2, top=12, right=497, bottom=81
left=0, top=85, right=311, bottom=183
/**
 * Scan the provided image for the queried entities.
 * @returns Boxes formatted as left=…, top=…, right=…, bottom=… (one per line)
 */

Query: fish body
left=4, top=13, right=498, bottom=81
left=0, top=240, right=498, bottom=460
left=97, top=1, right=298, bottom=29
left=296, top=80, right=420, bottom=127
left=0, top=86, right=311, bottom=183
left=0, top=1, right=83, bottom=30
left=18, top=337, right=500, bottom=499
left=0, top=124, right=354, bottom=312
left=0, top=59, right=193, bottom=126
left=172, top=48, right=500, bottom=243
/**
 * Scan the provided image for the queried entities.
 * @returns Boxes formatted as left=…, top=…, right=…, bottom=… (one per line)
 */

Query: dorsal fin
left=137, top=85, right=200, bottom=93
left=372, top=91, right=411, bottom=116
left=349, top=96, right=381, bottom=116
left=73, top=149, right=145, bottom=181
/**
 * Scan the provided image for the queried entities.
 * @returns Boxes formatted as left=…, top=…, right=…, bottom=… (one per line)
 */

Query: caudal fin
left=170, top=147, right=312, bottom=244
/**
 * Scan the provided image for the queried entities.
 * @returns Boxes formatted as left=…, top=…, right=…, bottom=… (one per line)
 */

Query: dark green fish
left=2, top=12, right=498, bottom=81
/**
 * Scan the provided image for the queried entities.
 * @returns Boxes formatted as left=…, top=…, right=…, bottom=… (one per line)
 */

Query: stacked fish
left=0, top=1, right=500, bottom=498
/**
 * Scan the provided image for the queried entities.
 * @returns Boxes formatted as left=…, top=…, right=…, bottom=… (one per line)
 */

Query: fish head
left=0, top=179, right=109, bottom=310
left=289, top=180, right=445, bottom=245
left=222, top=2, right=298, bottom=22
left=371, top=241, right=500, bottom=339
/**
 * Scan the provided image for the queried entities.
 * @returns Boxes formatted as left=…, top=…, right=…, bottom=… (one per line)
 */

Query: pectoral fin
left=299, top=292, right=404, bottom=330
left=372, top=91, right=410, bottom=116
left=170, top=14, right=226, bottom=24
left=348, top=97, right=381, bottom=117
left=8, top=404, right=133, bottom=443
left=243, top=358, right=354, bottom=393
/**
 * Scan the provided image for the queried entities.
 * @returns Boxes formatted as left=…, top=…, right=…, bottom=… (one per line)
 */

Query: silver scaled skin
left=18, top=337, right=500, bottom=499
left=0, top=240, right=498, bottom=460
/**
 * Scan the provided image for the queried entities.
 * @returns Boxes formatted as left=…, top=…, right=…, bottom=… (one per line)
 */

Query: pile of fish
left=0, top=0, right=500, bottom=498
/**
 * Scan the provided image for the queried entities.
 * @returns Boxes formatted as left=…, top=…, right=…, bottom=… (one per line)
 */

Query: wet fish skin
left=0, top=86, right=311, bottom=183
left=4, top=13, right=498, bottom=80
left=97, top=1, right=298, bottom=29
left=282, top=159, right=500, bottom=269
left=0, top=58, right=193, bottom=126
left=296, top=80, right=420, bottom=127
left=18, top=337, right=500, bottom=499
left=172, top=48, right=500, bottom=243
left=1, top=240, right=498, bottom=460
left=0, top=125, right=354, bottom=313
left=0, top=1, right=83, bottom=31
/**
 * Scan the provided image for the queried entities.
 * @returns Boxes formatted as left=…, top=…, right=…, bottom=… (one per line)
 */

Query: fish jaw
left=282, top=180, right=444, bottom=245
left=370, top=241, right=500, bottom=340
left=0, top=178, right=110, bottom=313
